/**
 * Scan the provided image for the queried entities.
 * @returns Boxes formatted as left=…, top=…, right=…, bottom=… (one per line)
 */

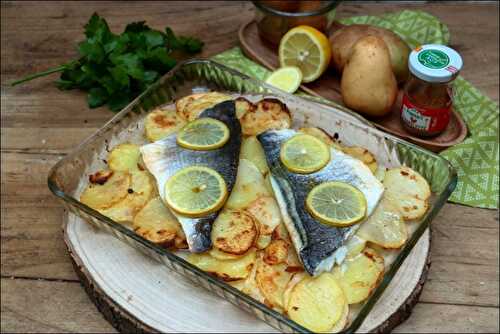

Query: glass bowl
left=252, top=0, right=341, bottom=45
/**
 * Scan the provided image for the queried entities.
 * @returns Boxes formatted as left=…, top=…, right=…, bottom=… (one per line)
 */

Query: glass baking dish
left=48, top=59, right=456, bottom=333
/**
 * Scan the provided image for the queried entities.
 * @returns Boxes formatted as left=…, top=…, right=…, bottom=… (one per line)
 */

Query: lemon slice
left=280, top=134, right=330, bottom=174
left=265, top=66, right=303, bottom=93
left=177, top=118, right=229, bottom=151
left=164, top=166, right=227, bottom=217
left=279, top=25, right=331, bottom=83
left=306, top=181, right=367, bottom=227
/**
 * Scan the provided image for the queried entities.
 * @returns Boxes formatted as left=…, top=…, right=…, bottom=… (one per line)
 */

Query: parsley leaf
left=11, top=13, right=203, bottom=112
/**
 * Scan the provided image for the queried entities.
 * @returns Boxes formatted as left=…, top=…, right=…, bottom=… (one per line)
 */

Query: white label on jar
left=401, top=104, right=431, bottom=131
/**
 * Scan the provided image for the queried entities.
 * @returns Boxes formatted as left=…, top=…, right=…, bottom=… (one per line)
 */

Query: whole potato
left=341, top=35, right=398, bottom=117
left=330, top=24, right=410, bottom=83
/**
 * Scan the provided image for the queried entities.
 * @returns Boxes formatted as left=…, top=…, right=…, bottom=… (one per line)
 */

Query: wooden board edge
left=63, top=215, right=432, bottom=333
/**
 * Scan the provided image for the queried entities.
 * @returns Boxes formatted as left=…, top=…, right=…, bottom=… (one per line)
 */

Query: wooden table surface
left=1, top=1, right=498, bottom=333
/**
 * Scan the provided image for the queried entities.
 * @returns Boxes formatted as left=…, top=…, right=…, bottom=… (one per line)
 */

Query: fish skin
left=141, top=100, right=241, bottom=252
left=258, top=129, right=384, bottom=275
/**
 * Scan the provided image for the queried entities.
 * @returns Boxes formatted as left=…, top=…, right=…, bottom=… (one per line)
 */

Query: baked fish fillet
left=258, top=129, right=384, bottom=276
left=141, top=100, right=241, bottom=252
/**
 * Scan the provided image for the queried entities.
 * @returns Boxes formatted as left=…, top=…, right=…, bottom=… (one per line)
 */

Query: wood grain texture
left=1, top=1, right=498, bottom=333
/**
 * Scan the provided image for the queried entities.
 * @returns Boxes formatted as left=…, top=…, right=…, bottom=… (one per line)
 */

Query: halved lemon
left=265, top=66, right=303, bottom=93
left=164, top=166, right=227, bottom=217
left=280, top=134, right=330, bottom=174
left=306, top=181, right=367, bottom=227
left=279, top=25, right=331, bottom=83
left=177, top=118, right=229, bottom=151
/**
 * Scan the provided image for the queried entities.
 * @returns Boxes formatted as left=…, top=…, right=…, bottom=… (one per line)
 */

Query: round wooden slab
left=64, top=212, right=431, bottom=333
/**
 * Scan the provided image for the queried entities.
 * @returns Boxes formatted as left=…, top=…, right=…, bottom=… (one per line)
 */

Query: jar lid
left=408, top=44, right=463, bottom=83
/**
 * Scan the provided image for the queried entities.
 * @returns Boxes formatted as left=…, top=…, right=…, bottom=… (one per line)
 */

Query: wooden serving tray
left=239, top=20, right=467, bottom=152
left=64, top=212, right=431, bottom=333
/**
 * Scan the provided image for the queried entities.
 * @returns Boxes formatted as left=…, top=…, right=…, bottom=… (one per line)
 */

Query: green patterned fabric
left=213, top=10, right=499, bottom=209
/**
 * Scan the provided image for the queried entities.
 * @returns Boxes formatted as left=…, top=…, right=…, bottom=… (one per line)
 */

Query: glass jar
left=400, top=44, right=463, bottom=137
left=252, top=0, right=340, bottom=46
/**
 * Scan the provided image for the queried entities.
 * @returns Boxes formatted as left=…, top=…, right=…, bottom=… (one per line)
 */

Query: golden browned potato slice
left=175, top=92, right=232, bottom=121
left=271, top=223, right=303, bottom=272
left=80, top=170, right=131, bottom=210
left=209, top=248, right=244, bottom=261
left=299, top=127, right=335, bottom=146
left=330, top=302, right=349, bottom=333
left=240, top=136, right=269, bottom=175
left=331, top=248, right=384, bottom=304
left=235, top=97, right=255, bottom=119
left=108, top=143, right=142, bottom=172
left=343, top=146, right=378, bottom=173
left=357, top=196, right=408, bottom=249
left=98, top=170, right=155, bottom=224
left=246, top=196, right=282, bottom=236
left=187, top=248, right=257, bottom=281
left=133, top=197, right=183, bottom=247
left=228, top=255, right=266, bottom=303
left=383, top=166, right=431, bottom=220
left=256, top=261, right=293, bottom=310
left=263, top=239, right=288, bottom=265
left=144, top=106, right=186, bottom=142
left=226, top=159, right=270, bottom=209
left=240, top=98, right=292, bottom=136
left=211, top=209, right=258, bottom=255
left=255, top=234, right=272, bottom=250
left=287, top=273, right=347, bottom=332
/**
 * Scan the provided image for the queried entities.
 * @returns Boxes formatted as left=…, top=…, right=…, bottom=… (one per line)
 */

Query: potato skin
left=341, top=35, right=398, bottom=117
left=330, top=24, right=410, bottom=83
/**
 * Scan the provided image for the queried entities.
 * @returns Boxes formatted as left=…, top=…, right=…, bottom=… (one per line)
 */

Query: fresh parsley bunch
left=12, top=13, right=203, bottom=111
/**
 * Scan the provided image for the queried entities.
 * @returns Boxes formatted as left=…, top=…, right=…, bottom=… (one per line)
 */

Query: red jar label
left=400, top=94, right=451, bottom=134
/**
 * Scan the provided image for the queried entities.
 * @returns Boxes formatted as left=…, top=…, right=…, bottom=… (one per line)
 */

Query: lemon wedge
left=164, top=166, right=227, bottom=217
left=306, top=181, right=367, bottom=227
left=177, top=118, right=229, bottom=151
left=280, top=134, right=330, bottom=174
left=265, top=66, right=303, bottom=93
left=279, top=25, right=331, bottom=83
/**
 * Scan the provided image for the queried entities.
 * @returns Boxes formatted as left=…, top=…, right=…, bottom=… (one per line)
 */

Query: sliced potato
left=246, top=196, right=282, bottom=235
left=374, top=166, right=387, bottom=182
left=282, top=272, right=308, bottom=311
left=263, top=239, right=288, bottom=265
left=299, top=127, right=335, bottom=146
left=271, top=223, right=303, bottom=272
left=228, top=255, right=266, bottom=303
left=330, top=302, right=349, bottom=333
left=108, top=143, right=142, bottom=172
left=331, top=248, right=384, bottom=304
left=212, top=209, right=258, bottom=255
left=287, top=273, right=347, bottom=332
left=255, top=234, right=272, bottom=250
left=209, top=247, right=244, bottom=261
left=241, top=98, right=292, bottom=136
left=344, top=235, right=367, bottom=259
left=256, top=261, right=293, bottom=310
left=357, top=196, right=408, bottom=249
left=264, top=173, right=275, bottom=196
left=133, top=197, right=183, bottom=247
left=240, top=136, right=269, bottom=175
left=144, top=106, right=186, bottom=142
left=226, top=159, right=270, bottom=209
left=187, top=248, right=257, bottom=281
left=272, top=222, right=289, bottom=241
left=343, top=146, right=378, bottom=173
left=99, top=170, right=155, bottom=223
left=235, top=97, right=255, bottom=119
left=383, top=166, right=431, bottom=220
left=176, top=92, right=232, bottom=121
left=81, top=170, right=131, bottom=210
